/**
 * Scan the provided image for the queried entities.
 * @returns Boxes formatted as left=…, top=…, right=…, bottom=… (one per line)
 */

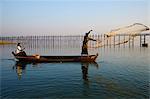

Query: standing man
left=81, top=30, right=97, bottom=55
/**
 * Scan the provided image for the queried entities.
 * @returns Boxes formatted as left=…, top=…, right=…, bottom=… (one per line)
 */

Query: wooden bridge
left=0, top=33, right=150, bottom=48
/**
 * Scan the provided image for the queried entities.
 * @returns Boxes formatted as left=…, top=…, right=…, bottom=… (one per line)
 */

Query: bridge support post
left=142, top=35, right=148, bottom=47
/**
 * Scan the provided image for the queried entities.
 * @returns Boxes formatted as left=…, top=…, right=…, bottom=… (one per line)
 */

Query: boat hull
left=12, top=52, right=98, bottom=63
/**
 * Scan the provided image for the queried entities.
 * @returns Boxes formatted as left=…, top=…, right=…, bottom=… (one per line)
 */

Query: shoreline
left=0, top=40, right=16, bottom=45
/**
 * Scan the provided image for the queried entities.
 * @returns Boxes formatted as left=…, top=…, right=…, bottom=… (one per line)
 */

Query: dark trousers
left=17, top=51, right=27, bottom=56
left=81, top=47, right=88, bottom=55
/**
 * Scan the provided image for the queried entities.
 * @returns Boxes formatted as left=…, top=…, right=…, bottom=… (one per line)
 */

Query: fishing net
left=90, top=23, right=149, bottom=48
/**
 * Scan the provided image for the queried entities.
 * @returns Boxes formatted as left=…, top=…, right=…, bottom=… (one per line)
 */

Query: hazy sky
left=1, top=0, right=149, bottom=36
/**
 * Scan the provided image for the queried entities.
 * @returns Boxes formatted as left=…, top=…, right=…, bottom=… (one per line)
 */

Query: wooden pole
left=140, top=35, right=141, bottom=47
left=107, top=36, right=108, bottom=47
left=104, top=34, right=105, bottom=48
left=144, top=35, right=146, bottom=44
left=109, top=36, right=111, bottom=48
left=129, top=35, right=130, bottom=48
left=132, top=36, right=134, bottom=47
left=114, top=36, right=115, bottom=48
left=124, top=34, right=125, bottom=48
left=118, top=35, right=120, bottom=48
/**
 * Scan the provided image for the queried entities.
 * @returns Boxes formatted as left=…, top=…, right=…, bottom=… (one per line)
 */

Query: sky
left=0, top=0, right=149, bottom=36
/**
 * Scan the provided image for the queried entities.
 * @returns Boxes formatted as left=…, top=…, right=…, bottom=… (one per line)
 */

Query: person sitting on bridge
left=81, top=30, right=97, bottom=55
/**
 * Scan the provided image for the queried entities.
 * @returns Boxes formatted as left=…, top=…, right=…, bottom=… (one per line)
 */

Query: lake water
left=0, top=43, right=150, bottom=98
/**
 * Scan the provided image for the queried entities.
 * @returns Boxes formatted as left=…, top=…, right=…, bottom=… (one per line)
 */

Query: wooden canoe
left=12, top=52, right=98, bottom=63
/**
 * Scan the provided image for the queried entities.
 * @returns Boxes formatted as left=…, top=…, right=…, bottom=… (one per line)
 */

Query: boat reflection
left=13, top=61, right=99, bottom=80
left=13, top=61, right=40, bottom=79
left=12, top=61, right=28, bottom=79
left=81, top=62, right=99, bottom=81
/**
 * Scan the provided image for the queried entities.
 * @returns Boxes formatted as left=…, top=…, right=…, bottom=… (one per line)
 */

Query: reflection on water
left=81, top=62, right=89, bottom=81
left=81, top=62, right=99, bottom=81
left=13, top=61, right=41, bottom=79
left=13, top=61, right=99, bottom=81
left=12, top=61, right=28, bottom=79
left=1, top=43, right=150, bottom=98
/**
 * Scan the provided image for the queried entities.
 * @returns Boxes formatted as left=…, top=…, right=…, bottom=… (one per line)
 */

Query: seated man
left=16, top=43, right=26, bottom=56
left=16, top=43, right=22, bottom=54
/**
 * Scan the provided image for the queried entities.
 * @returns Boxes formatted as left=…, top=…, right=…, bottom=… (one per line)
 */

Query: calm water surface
left=0, top=44, right=150, bottom=98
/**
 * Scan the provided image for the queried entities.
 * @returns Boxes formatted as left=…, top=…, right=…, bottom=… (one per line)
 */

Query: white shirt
left=16, top=46, right=22, bottom=54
